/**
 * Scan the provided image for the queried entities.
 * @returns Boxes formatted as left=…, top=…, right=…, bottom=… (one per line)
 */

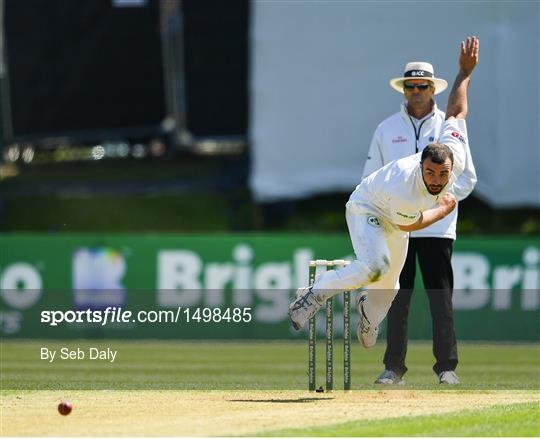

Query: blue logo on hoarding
left=72, top=248, right=126, bottom=310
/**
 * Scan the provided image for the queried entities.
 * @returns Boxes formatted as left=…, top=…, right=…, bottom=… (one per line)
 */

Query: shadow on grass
left=230, top=397, right=334, bottom=403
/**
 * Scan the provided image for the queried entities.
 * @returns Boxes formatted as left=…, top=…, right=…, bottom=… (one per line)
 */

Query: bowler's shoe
left=289, top=287, right=324, bottom=330
left=356, top=292, right=379, bottom=348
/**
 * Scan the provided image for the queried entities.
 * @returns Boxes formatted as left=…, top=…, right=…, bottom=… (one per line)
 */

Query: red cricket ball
left=58, top=401, right=72, bottom=415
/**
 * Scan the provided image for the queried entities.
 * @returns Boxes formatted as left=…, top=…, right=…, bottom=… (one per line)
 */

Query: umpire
left=362, top=61, right=477, bottom=385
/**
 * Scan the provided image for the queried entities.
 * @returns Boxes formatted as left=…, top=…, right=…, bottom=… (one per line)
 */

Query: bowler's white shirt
left=362, top=103, right=477, bottom=239
left=348, top=118, right=468, bottom=228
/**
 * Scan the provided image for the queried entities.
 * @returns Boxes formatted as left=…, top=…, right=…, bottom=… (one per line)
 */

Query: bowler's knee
left=346, top=256, right=390, bottom=289
left=366, top=254, right=390, bottom=283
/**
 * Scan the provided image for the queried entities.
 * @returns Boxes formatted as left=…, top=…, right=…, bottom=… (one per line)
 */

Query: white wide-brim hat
left=389, top=62, right=448, bottom=95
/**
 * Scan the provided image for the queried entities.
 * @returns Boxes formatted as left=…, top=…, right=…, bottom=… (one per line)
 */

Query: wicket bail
left=308, top=259, right=352, bottom=392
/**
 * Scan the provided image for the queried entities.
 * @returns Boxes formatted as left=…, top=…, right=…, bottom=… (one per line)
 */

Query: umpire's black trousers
left=383, top=237, right=458, bottom=376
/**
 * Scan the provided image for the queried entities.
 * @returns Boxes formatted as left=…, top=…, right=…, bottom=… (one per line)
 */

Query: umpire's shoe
left=439, top=371, right=460, bottom=385
left=289, top=287, right=324, bottom=330
left=375, top=369, right=405, bottom=385
left=356, top=292, right=379, bottom=348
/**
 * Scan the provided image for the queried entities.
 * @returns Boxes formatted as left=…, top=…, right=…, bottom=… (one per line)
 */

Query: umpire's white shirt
left=348, top=118, right=469, bottom=229
left=362, top=103, right=477, bottom=239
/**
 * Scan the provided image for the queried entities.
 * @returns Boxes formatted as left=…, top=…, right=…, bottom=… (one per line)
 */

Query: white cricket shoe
left=438, top=371, right=460, bottom=385
left=356, top=292, right=379, bottom=348
left=375, top=369, right=405, bottom=385
left=289, top=287, right=324, bottom=331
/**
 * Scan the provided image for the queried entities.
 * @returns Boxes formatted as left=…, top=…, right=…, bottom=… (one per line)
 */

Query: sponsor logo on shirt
left=396, top=211, right=417, bottom=220
left=451, top=131, right=466, bottom=143
left=429, top=136, right=435, bottom=142
left=367, top=216, right=382, bottom=227
left=392, top=136, right=407, bottom=143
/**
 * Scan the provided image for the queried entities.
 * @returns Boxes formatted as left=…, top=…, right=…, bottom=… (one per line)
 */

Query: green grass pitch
left=1, top=340, right=539, bottom=436
left=2, top=340, right=538, bottom=390
left=263, top=402, right=540, bottom=437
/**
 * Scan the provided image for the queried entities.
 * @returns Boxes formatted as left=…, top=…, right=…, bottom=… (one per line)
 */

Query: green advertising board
left=0, top=234, right=538, bottom=341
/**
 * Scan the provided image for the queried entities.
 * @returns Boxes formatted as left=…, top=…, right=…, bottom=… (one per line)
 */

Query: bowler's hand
left=459, top=36, right=479, bottom=75
left=438, top=193, right=457, bottom=216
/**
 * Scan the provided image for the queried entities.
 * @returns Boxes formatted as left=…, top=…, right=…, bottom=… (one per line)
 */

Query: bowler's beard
left=422, top=175, right=446, bottom=195
left=427, top=185, right=443, bottom=195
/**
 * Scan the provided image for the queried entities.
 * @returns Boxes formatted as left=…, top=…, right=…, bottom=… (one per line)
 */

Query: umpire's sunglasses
left=403, top=83, right=431, bottom=91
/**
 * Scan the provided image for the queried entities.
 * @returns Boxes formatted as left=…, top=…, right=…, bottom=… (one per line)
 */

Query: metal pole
left=326, top=262, right=334, bottom=392
left=308, top=261, right=317, bottom=391
left=343, top=290, right=351, bottom=391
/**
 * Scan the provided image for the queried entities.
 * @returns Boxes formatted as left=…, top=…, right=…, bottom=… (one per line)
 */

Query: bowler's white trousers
left=311, top=203, right=409, bottom=328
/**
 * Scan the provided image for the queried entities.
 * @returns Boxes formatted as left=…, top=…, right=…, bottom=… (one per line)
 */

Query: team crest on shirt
left=451, top=131, right=466, bottom=143
left=367, top=216, right=382, bottom=227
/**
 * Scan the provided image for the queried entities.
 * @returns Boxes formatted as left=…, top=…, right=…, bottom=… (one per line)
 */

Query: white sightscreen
left=249, top=0, right=540, bottom=207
